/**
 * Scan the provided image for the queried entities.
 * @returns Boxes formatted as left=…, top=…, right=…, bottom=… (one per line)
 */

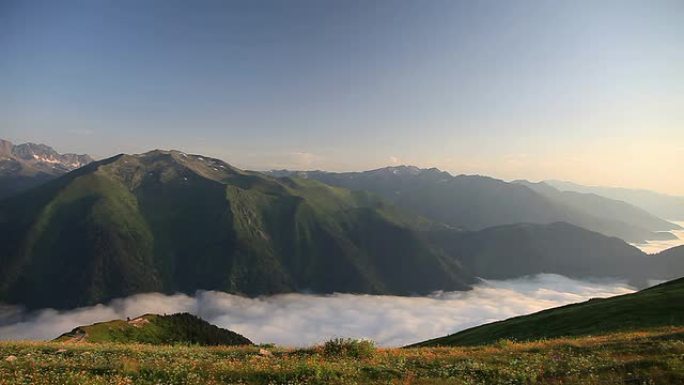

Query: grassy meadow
left=2, top=327, right=683, bottom=385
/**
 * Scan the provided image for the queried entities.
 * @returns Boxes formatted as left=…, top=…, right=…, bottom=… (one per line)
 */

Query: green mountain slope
left=54, top=313, right=252, bottom=345
left=413, top=276, right=684, bottom=347
left=0, top=150, right=471, bottom=309
left=3, top=150, right=681, bottom=311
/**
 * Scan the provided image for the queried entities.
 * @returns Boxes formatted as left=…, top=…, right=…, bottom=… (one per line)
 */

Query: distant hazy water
left=0, top=275, right=635, bottom=347
left=631, top=220, right=684, bottom=254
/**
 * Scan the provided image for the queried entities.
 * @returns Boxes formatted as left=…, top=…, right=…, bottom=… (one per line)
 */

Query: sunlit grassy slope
left=414, top=277, right=684, bottom=347
left=53, top=313, right=252, bottom=346
left=1, top=327, right=683, bottom=384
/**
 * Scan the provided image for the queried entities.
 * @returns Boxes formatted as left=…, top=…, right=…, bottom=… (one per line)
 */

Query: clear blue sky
left=1, top=0, right=683, bottom=194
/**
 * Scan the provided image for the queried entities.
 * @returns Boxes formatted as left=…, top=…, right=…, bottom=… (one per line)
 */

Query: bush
left=495, top=338, right=517, bottom=349
left=322, top=338, right=376, bottom=359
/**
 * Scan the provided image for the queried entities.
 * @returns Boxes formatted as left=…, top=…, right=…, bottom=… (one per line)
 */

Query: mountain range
left=1, top=148, right=684, bottom=309
left=0, top=139, right=93, bottom=199
left=0, top=150, right=471, bottom=308
left=270, top=167, right=678, bottom=243
left=513, top=180, right=679, bottom=233
left=546, top=180, right=684, bottom=221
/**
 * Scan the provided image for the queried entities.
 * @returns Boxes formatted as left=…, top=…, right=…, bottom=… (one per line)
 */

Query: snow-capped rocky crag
left=0, top=138, right=93, bottom=198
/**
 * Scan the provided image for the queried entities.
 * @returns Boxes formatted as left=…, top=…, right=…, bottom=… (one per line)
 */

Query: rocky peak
left=0, top=139, right=94, bottom=174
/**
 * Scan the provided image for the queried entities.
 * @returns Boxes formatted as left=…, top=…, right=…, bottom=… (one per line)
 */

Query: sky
left=1, top=0, right=683, bottom=195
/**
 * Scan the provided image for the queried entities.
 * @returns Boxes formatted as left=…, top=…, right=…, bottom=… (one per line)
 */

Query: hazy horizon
left=2, top=0, right=683, bottom=194
left=4, top=136, right=684, bottom=199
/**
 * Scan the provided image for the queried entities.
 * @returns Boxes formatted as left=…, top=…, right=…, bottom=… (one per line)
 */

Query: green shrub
left=495, top=338, right=517, bottom=349
left=321, top=337, right=376, bottom=359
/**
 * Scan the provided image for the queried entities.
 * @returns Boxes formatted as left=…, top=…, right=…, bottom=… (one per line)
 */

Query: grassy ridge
left=1, top=327, right=683, bottom=384
left=54, top=313, right=252, bottom=346
left=414, top=277, right=684, bottom=347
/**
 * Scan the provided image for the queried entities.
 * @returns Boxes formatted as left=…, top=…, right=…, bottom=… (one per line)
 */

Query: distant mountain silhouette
left=514, top=180, right=679, bottom=232
left=270, top=167, right=673, bottom=242
left=429, top=222, right=650, bottom=285
left=0, top=139, right=93, bottom=199
left=546, top=180, right=684, bottom=221
left=650, top=245, right=684, bottom=280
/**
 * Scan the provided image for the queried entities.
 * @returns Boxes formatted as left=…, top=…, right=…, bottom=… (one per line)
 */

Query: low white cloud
left=0, top=274, right=634, bottom=347
left=389, top=156, right=401, bottom=165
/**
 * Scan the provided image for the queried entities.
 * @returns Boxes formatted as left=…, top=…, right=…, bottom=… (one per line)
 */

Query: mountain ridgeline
left=513, top=180, right=680, bottom=234
left=270, top=166, right=679, bottom=243
left=0, top=150, right=470, bottom=308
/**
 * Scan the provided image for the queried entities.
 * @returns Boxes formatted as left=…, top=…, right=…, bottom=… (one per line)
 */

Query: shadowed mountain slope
left=547, top=180, right=684, bottom=221
left=650, top=246, right=684, bottom=281
left=514, top=180, right=679, bottom=233
left=428, top=222, right=650, bottom=284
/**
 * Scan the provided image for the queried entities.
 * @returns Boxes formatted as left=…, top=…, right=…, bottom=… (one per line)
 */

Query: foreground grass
left=2, top=327, right=684, bottom=385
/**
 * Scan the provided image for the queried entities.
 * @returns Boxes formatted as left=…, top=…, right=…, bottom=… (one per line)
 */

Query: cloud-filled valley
left=0, top=274, right=635, bottom=347
left=631, top=221, right=684, bottom=254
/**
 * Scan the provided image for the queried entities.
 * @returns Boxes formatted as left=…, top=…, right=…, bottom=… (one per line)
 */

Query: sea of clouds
left=631, top=220, right=684, bottom=254
left=0, top=274, right=635, bottom=347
